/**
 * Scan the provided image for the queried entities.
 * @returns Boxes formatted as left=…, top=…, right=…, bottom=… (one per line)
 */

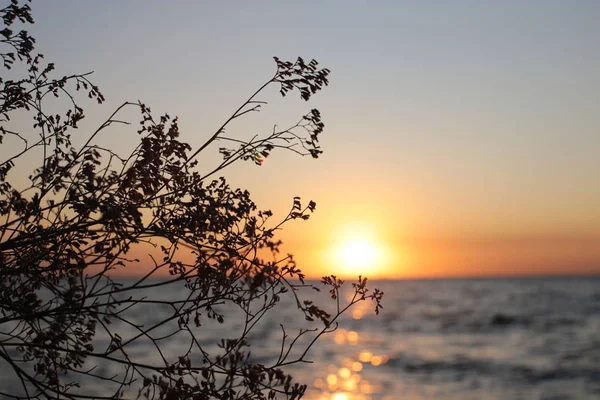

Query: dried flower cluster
left=0, top=1, right=382, bottom=399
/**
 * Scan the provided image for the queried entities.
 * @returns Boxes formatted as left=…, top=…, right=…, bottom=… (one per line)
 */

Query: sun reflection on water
left=304, top=329, right=390, bottom=400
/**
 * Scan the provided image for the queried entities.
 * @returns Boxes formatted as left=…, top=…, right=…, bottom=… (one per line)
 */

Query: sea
left=1, top=277, right=599, bottom=399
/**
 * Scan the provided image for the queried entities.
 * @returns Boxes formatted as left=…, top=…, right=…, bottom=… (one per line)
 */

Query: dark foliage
left=0, top=2, right=383, bottom=399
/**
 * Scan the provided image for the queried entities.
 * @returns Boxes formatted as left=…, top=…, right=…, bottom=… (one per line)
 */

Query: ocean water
left=292, top=277, right=600, bottom=400
left=1, top=277, right=599, bottom=399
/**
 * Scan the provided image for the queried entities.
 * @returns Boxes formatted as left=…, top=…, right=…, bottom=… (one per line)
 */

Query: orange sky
left=10, top=2, right=600, bottom=279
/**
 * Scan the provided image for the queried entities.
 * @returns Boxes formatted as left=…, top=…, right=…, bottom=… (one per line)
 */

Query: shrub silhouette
left=0, top=1, right=383, bottom=399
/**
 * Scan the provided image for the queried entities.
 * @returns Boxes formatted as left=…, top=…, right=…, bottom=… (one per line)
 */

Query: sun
left=338, top=239, right=379, bottom=268
left=333, top=238, right=382, bottom=275
left=321, top=220, right=396, bottom=278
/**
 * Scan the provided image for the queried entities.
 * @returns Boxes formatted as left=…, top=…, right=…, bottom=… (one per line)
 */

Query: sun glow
left=320, top=220, right=399, bottom=278
left=336, top=239, right=380, bottom=271
left=326, top=235, right=391, bottom=277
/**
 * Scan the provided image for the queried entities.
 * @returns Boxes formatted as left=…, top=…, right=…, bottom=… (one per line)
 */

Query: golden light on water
left=347, top=331, right=359, bottom=343
left=339, top=367, right=351, bottom=379
left=358, top=351, right=373, bottom=363
left=326, top=374, right=338, bottom=387
left=331, top=393, right=349, bottom=400
left=335, top=329, right=360, bottom=345
left=305, top=330, right=390, bottom=400
left=331, top=393, right=350, bottom=400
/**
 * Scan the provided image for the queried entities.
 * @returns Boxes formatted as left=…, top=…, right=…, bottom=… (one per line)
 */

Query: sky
left=14, top=1, right=600, bottom=278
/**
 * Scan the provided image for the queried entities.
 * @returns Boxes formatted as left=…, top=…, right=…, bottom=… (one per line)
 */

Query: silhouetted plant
left=0, top=1, right=383, bottom=399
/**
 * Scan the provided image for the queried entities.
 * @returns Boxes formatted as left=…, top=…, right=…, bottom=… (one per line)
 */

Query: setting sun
left=336, top=239, right=380, bottom=271
left=322, top=220, right=396, bottom=278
